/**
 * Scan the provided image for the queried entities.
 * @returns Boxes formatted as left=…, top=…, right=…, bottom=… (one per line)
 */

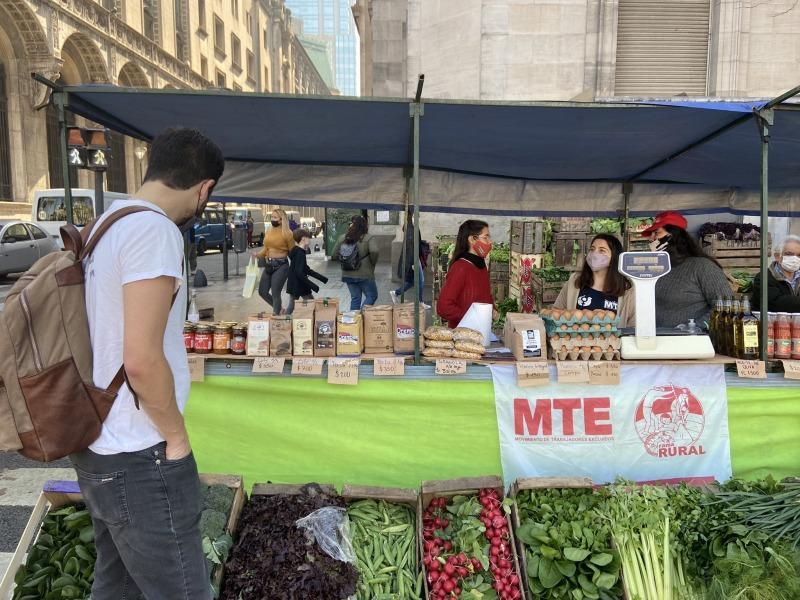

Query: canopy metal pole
left=222, top=202, right=229, bottom=281
left=54, top=91, right=74, bottom=226
left=622, top=182, right=632, bottom=249
left=411, top=75, right=424, bottom=365
left=756, top=109, right=773, bottom=362
left=399, top=182, right=410, bottom=303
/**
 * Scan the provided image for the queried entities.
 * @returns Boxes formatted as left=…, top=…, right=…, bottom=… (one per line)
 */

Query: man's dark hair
left=143, top=128, right=224, bottom=190
left=293, top=228, right=311, bottom=243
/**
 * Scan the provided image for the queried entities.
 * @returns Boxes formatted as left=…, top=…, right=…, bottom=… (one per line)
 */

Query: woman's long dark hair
left=345, top=215, right=368, bottom=243
left=663, top=225, right=721, bottom=267
left=576, top=234, right=630, bottom=297
left=451, top=219, right=489, bottom=266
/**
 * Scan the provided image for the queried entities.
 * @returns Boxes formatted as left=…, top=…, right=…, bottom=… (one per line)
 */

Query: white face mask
left=781, top=255, right=800, bottom=273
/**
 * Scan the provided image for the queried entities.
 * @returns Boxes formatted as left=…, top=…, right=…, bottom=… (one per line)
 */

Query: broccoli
left=203, top=484, right=235, bottom=515
left=199, top=509, right=227, bottom=540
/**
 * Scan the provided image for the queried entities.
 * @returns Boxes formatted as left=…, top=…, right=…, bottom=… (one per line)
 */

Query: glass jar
left=213, top=323, right=232, bottom=355
left=775, top=313, right=792, bottom=359
left=194, top=324, right=214, bottom=354
left=183, top=322, right=196, bottom=353
left=231, top=324, right=247, bottom=355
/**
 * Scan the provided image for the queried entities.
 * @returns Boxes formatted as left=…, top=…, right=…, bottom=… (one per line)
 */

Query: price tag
left=435, top=359, right=467, bottom=375
left=588, top=361, right=621, bottom=385
left=736, top=359, right=766, bottom=379
left=781, top=360, right=800, bottom=380
left=557, top=361, right=590, bottom=383
left=516, top=362, right=550, bottom=387
left=328, top=358, right=360, bottom=385
left=291, top=358, right=325, bottom=376
left=187, top=356, right=205, bottom=382
left=252, top=357, right=285, bottom=374
left=373, top=357, right=405, bottom=377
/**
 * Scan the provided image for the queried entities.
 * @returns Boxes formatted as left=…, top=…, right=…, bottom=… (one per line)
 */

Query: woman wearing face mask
left=286, top=228, right=328, bottom=314
left=253, top=208, right=295, bottom=315
left=437, top=220, right=496, bottom=328
left=643, top=211, right=731, bottom=329
left=553, top=234, right=636, bottom=327
left=752, top=235, right=800, bottom=312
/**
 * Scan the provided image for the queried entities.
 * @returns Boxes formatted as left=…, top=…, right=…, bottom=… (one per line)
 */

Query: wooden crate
left=0, top=474, right=246, bottom=599
left=553, top=232, right=588, bottom=269
left=492, top=282, right=508, bottom=303
left=552, top=216, right=591, bottom=232
left=509, top=282, right=535, bottom=313
left=510, top=252, right=545, bottom=288
left=510, top=220, right=547, bottom=254
left=489, top=259, right=510, bottom=283
left=420, top=477, right=527, bottom=600
left=530, top=272, right=566, bottom=311
left=701, top=234, right=771, bottom=268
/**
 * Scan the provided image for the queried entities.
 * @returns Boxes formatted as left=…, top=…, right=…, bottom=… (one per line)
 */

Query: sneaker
left=389, top=290, right=398, bottom=304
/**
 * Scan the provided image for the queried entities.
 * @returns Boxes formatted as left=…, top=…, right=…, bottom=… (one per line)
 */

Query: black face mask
left=178, top=187, right=208, bottom=232
left=271, top=220, right=281, bottom=228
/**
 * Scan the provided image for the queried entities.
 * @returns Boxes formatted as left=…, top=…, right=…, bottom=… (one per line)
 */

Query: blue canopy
left=61, top=86, right=800, bottom=214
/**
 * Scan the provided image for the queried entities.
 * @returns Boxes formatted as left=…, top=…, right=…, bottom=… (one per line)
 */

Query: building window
left=200, top=56, right=208, bottom=78
left=230, top=0, right=238, bottom=19
left=233, top=83, right=242, bottom=92
left=174, top=0, right=189, bottom=61
left=197, top=0, right=206, bottom=32
left=263, top=28, right=268, bottom=49
left=0, top=61, right=11, bottom=200
left=264, top=66, right=269, bottom=92
left=231, top=34, right=241, bottom=70
left=214, top=15, right=225, bottom=55
left=106, top=131, right=128, bottom=193
left=246, top=50, right=255, bottom=81
left=245, top=9, right=250, bottom=28
left=216, top=69, right=226, bottom=88
left=143, top=0, right=159, bottom=42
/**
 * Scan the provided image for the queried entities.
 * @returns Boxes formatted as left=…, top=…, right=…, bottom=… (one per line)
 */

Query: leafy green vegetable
left=532, top=267, right=572, bottom=283
left=200, top=509, right=227, bottom=540
left=590, top=219, right=622, bottom=234
left=489, top=242, right=510, bottom=263
left=203, top=484, right=235, bottom=515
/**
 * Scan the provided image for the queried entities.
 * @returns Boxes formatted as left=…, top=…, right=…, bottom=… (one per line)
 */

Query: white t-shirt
left=83, top=199, right=189, bottom=455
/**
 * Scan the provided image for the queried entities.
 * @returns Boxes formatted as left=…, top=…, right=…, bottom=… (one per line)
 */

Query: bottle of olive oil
left=738, top=298, right=759, bottom=359
left=729, top=299, right=742, bottom=359
left=710, top=298, right=724, bottom=351
left=720, top=297, right=733, bottom=357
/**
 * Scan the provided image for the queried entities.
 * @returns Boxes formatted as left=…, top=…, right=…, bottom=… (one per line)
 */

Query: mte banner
left=490, top=364, right=732, bottom=486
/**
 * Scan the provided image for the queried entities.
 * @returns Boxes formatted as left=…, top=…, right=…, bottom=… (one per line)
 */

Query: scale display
left=619, top=252, right=671, bottom=280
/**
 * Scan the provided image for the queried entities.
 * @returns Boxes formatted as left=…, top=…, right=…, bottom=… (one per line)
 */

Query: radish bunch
left=422, top=490, right=522, bottom=600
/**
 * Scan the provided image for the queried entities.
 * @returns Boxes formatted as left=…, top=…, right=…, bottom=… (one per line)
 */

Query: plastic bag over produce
left=296, top=507, right=357, bottom=564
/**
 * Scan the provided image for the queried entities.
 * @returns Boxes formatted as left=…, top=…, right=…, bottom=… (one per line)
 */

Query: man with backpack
left=0, top=128, right=224, bottom=599
left=332, top=215, right=380, bottom=309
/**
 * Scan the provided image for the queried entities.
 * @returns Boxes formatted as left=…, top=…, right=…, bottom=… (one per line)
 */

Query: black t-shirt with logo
left=577, top=287, right=619, bottom=312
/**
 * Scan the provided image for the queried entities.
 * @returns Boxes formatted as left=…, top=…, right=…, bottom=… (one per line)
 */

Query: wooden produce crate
left=531, top=271, right=567, bottom=311
left=510, top=252, right=545, bottom=288
left=701, top=234, right=771, bottom=268
left=509, top=282, right=535, bottom=314
left=553, top=232, right=588, bottom=270
left=0, top=474, right=246, bottom=599
left=489, top=259, right=510, bottom=283
left=552, top=216, right=591, bottom=233
left=419, top=476, right=527, bottom=600
left=510, top=220, right=547, bottom=254
left=342, top=485, right=422, bottom=599
left=492, top=282, right=508, bottom=303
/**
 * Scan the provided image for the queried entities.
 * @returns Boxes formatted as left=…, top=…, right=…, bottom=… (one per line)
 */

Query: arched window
left=0, top=60, right=11, bottom=199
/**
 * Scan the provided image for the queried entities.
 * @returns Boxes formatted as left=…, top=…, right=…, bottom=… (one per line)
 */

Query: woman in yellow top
left=253, top=209, right=295, bottom=315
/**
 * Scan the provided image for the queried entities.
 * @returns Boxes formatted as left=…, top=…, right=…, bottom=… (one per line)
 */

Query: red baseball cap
left=642, top=211, right=688, bottom=235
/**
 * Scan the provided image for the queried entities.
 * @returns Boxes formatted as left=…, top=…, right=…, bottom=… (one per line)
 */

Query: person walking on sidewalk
left=391, top=216, right=428, bottom=304
left=254, top=208, right=295, bottom=315
left=332, top=215, right=380, bottom=310
left=70, top=127, right=224, bottom=600
left=287, top=228, right=328, bottom=314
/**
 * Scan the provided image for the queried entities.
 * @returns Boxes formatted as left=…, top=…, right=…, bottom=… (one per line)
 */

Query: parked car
left=0, top=220, right=60, bottom=277
left=31, top=188, right=130, bottom=247
left=300, top=217, right=321, bottom=236
left=194, top=208, right=227, bottom=255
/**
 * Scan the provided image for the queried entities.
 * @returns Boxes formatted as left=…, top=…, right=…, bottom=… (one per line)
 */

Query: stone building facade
left=0, top=0, right=331, bottom=217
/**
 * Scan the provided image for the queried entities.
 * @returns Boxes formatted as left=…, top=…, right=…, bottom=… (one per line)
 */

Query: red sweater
left=437, top=256, right=494, bottom=328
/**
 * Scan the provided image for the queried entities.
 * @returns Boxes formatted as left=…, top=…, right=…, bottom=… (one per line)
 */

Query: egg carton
left=547, top=322, right=619, bottom=335
left=550, top=347, right=621, bottom=361
left=549, top=334, right=621, bottom=352
left=541, top=308, right=621, bottom=327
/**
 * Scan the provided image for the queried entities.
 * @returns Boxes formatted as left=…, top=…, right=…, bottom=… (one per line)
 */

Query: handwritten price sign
left=516, top=362, right=550, bottom=387
left=252, top=357, right=285, bottom=373
left=435, top=359, right=467, bottom=375
left=588, top=361, right=621, bottom=385
left=328, top=358, right=360, bottom=385
left=556, top=361, right=590, bottom=383
left=782, top=360, right=800, bottom=380
left=373, top=357, right=405, bottom=377
left=736, top=359, right=766, bottom=379
left=291, top=358, right=325, bottom=376
left=187, top=356, right=205, bottom=382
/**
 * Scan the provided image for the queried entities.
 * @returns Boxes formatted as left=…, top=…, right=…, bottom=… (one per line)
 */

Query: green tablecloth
left=185, top=374, right=798, bottom=490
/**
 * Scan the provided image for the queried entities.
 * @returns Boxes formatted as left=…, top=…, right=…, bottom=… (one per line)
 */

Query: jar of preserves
left=775, top=313, right=792, bottom=359
left=183, top=322, right=196, bottom=353
left=194, top=324, right=214, bottom=354
left=767, top=312, right=776, bottom=359
left=231, top=324, right=247, bottom=355
left=213, top=323, right=232, bottom=355
left=792, top=314, right=800, bottom=360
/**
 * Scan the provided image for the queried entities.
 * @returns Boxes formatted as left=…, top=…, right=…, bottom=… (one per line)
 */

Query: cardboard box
left=393, top=303, right=426, bottom=354
left=269, top=315, right=293, bottom=357
left=314, top=298, right=339, bottom=357
left=364, top=305, right=394, bottom=353
left=246, top=312, right=271, bottom=356
left=337, top=311, right=364, bottom=356
left=504, top=312, right=547, bottom=361
left=292, top=301, right=315, bottom=356
left=0, top=474, right=245, bottom=598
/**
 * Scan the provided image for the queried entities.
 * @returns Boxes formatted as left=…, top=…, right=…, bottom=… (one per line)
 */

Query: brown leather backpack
left=0, top=206, right=155, bottom=462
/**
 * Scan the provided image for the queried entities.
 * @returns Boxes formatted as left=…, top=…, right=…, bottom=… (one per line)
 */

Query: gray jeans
left=258, top=259, right=290, bottom=314
left=70, top=442, right=211, bottom=600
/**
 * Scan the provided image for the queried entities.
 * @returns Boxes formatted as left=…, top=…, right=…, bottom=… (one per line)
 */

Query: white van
left=32, top=188, right=130, bottom=247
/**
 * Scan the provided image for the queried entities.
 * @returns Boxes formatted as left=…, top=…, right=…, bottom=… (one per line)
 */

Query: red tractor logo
left=634, top=385, right=705, bottom=458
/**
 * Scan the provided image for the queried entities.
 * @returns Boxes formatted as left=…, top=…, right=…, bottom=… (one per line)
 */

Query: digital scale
left=618, top=251, right=716, bottom=360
